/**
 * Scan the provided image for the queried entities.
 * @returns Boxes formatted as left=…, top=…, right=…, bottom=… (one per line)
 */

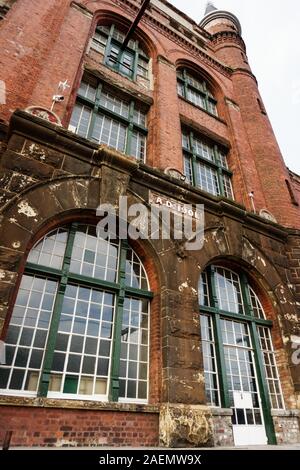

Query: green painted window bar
left=90, top=24, right=150, bottom=81
left=0, top=224, right=152, bottom=403
left=69, top=75, right=148, bottom=162
left=199, top=265, right=284, bottom=444
left=182, top=130, right=234, bottom=199
left=177, top=68, right=218, bottom=116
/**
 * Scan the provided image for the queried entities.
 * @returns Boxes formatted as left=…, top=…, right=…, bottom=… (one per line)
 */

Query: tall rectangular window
left=69, top=75, right=148, bottom=162
left=182, top=130, right=234, bottom=199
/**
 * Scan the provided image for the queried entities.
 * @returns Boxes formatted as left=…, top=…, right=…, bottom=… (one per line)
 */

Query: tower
left=200, top=6, right=300, bottom=227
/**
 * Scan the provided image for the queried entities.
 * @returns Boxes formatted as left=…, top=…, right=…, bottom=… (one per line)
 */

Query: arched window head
left=0, top=224, right=151, bottom=403
left=199, top=266, right=265, bottom=318
left=177, top=68, right=218, bottom=116
left=199, top=265, right=284, bottom=429
left=90, top=23, right=150, bottom=82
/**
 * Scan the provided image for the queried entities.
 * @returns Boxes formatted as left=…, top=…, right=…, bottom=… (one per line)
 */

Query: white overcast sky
left=169, top=0, right=300, bottom=174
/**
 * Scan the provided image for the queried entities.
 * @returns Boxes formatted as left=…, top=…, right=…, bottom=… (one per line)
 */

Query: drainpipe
left=120, top=0, right=151, bottom=51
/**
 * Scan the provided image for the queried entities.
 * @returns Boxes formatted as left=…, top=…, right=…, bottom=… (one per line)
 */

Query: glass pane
left=215, top=268, right=244, bottom=314
left=28, top=228, right=68, bottom=269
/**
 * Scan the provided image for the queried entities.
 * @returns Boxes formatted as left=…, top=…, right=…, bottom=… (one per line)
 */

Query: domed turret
left=199, top=3, right=242, bottom=36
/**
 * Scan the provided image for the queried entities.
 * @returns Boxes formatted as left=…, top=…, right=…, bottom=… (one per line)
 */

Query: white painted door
left=232, top=391, right=267, bottom=446
left=221, top=319, right=268, bottom=446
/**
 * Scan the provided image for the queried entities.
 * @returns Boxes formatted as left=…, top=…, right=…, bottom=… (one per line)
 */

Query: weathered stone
left=0, top=170, right=13, bottom=190
left=0, top=188, right=14, bottom=206
left=0, top=246, right=23, bottom=270
left=0, top=279, right=15, bottom=305
left=87, top=178, right=101, bottom=209
left=211, top=408, right=234, bottom=447
left=162, top=337, right=202, bottom=370
left=47, top=178, right=87, bottom=210
left=162, top=368, right=206, bottom=404
left=6, top=134, right=25, bottom=153
left=8, top=172, right=37, bottom=193
left=100, top=165, right=130, bottom=208
left=0, top=219, right=32, bottom=250
left=167, top=317, right=200, bottom=339
left=272, top=410, right=300, bottom=444
left=62, top=156, right=92, bottom=175
left=0, top=269, right=18, bottom=284
left=1, top=150, right=54, bottom=180
left=22, top=141, right=63, bottom=168
left=159, top=404, right=213, bottom=447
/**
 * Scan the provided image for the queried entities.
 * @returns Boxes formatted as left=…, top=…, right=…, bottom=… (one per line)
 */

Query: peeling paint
left=179, top=281, right=189, bottom=292
left=282, top=336, right=290, bottom=345
left=18, top=200, right=38, bottom=218
left=28, top=143, right=46, bottom=161
left=284, top=313, right=299, bottom=324
left=9, top=218, right=17, bottom=223
left=258, top=256, right=266, bottom=267
left=12, top=241, right=21, bottom=249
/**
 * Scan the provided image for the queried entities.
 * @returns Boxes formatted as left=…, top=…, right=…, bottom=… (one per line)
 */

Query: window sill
left=0, top=394, right=159, bottom=413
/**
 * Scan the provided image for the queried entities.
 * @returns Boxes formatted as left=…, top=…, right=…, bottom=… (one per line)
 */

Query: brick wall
left=0, top=406, right=159, bottom=447
left=0, top=0, right=299, bottom=228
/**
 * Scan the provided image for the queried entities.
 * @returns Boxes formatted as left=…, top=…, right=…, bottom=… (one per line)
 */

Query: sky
left=168, top=0, right=300, bottom=174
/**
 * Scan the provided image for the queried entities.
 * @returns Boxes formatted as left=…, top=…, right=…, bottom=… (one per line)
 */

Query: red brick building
left=0, top=0, right=299, bottom=447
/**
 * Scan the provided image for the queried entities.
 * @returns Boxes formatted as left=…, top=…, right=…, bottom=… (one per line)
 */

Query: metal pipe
left=120, top=0, right=151, bottom=51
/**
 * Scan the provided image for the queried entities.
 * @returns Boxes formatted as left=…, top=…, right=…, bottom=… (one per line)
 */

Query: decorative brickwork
left=0, top=0, right=299, bottom=448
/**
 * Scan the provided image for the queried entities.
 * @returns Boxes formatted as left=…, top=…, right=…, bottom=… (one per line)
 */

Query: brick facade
left=0, top=0, right=299, bottom=448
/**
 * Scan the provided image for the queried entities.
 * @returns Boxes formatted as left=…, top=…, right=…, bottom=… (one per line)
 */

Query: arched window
left=0, top=224, right=152, bottom=403
left=177, top=68, right=218, bottom=116
left=90, top=24, right=150, bottom=81
left=199, top=266, right=284, bottom=445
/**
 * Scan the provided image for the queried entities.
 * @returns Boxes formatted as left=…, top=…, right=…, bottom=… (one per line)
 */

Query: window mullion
left=204, top=91, right=210, bottom=113
left=87, top=83, right=102, bottom=141
left=240, top=272, right=254, bottom=316
left=133, top=40, right=139, bottom=81
left=249, top=321, right=277, bottom=444
left=190, top=132, right=198, bottom=187
left=214, top=145, right=225, bottom=197
left=109, top=239, right=128, bottom=402
left=125, top=101, right=135, bottom=156
left=37, top=224, right=77, bottom=397
left=105, top=24, right=114, bottom=68
left=183, top=69, right=188, bottom=100
left=207, top=266, right=230, bottom=408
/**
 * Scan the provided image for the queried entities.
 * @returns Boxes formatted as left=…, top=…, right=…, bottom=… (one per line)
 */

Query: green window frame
left=177, top=68, right=218, bottom=116
left=69, top=74, right=148, bottom=162
left=0, top=223, right=152, bottom=403
left=199, top=265, right=285, bottom=444
left=90, top=24, right=150, bottom=81
left=182, top=130, right=234, bottom=199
